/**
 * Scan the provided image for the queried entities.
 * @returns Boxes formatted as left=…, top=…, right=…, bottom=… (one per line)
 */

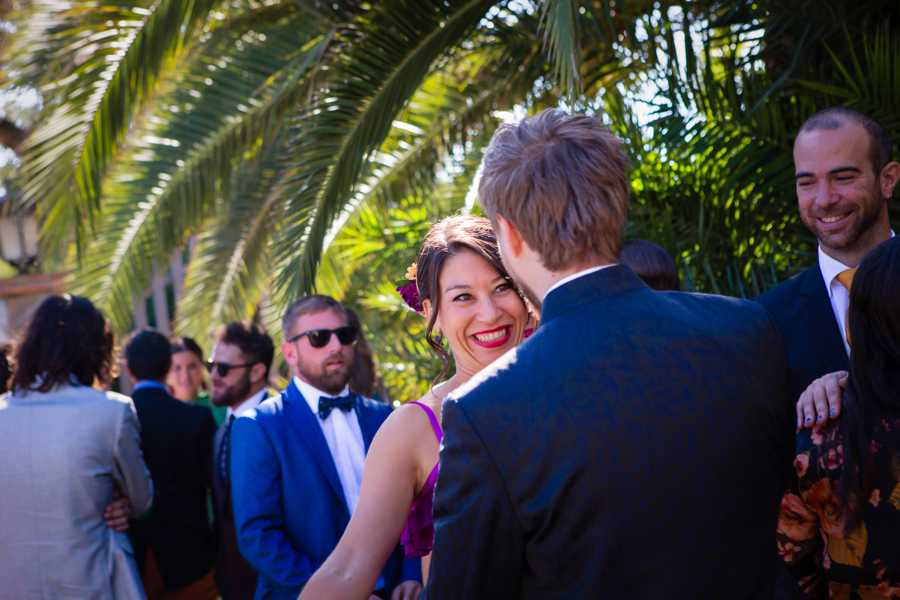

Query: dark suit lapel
left=800, top=263, right=850, bottom=373
left=282, top=382, right=350, bottom=515
left=354, top=401, right=378, bottom=453
left=212, top=424, right=226, bottom=508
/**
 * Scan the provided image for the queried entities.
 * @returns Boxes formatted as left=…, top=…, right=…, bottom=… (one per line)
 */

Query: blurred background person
left=169, top=336, right=226, bottom=426
left=0, top=295, right=154, bottom=598
left=619, top=238, right=681, bottom=291
left=777, top=236, right=900, bottom=598
left=126, top=330, right=218, bottom=600
left=345, top=307, right=387, bottom=402
left=0, top=341, right=12, bottom=393
left=208, top=321, right=274, bottom=600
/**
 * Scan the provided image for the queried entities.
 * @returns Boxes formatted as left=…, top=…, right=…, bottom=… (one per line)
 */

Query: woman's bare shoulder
left=369, top=392, right=440, bottom=455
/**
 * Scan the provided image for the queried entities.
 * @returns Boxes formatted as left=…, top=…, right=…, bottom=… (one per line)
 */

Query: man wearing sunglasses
left=230, top=295, right=421, bottom=600
left=208, top=322, right=275, bottom=600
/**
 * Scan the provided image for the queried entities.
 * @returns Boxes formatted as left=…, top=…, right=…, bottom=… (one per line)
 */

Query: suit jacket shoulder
left=357, top=395, right=391, bottom=419
left=754, top=263, right=848, bottom=400
left=243, top=392, right=285, bottom=425
left=183, top=399, right=214, bottom=433
left=432, top=267, right=794, bottom=598
left=755, top=265, right=812, bottom=319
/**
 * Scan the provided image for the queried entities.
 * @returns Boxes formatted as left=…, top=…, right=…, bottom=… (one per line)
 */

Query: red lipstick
left=470, top=325, right=512, bottom=349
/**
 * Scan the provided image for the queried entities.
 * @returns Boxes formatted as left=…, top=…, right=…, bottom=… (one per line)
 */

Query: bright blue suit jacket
left=231, top=381, right=421, bottom=600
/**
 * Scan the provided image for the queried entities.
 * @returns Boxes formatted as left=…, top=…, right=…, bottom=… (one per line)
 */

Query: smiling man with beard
left=757, top=108, right=900, bottom=423
left=229, top=295, right=421, bottom=600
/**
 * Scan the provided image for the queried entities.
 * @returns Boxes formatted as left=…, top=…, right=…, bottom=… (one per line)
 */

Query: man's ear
left=281, top=341, right=298, bottom=369
left=249, top=362, right=267, bottom=385
left=880, top=161, right=900, bottom=198
left=496, top=214, right=524, bottom=260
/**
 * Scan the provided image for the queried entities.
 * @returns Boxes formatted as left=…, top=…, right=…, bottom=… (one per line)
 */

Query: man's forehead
left=794, top=123, right=870, bottom=168
left=212, top=341, right=244, bottom=359
left=294, top=308, right=347, bottom=330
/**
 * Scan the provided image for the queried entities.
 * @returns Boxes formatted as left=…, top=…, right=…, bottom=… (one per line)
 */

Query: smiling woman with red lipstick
left=299, top=216, right=530, bottom=600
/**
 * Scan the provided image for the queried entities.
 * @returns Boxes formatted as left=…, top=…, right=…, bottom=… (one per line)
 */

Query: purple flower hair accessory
left=396, top=262, right=422, bottom=313
left=397, top=279, right=421, bottom=313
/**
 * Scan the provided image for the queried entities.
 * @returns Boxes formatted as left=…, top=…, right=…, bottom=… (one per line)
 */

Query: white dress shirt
left=227, top=388, right=267, bottom=420
left=544, top=264, right=616, bottom=301
left=293, top=376, right=366, bottom=515
left=818, top=231, right=895, bottom=356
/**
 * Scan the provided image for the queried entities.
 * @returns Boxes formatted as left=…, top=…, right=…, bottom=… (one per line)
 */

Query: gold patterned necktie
left=835, top=268, right=857, bottom=346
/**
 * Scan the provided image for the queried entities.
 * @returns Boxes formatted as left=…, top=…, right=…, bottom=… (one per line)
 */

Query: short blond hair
left=478, top=109, right=631, bottom=270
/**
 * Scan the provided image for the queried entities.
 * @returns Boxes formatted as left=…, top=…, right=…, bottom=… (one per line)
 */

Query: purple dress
left=400, top=401, right=443, bottom=558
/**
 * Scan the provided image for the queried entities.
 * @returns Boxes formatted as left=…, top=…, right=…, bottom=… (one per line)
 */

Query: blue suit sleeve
left=231, top=415, right=316, bottom=596
left=398, top=553, right=422, bottom=585
left=424, top=397, right=524, bottom=599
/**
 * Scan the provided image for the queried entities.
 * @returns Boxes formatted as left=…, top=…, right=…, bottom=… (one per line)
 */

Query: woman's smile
left=471, top=325, right=512, bottom=348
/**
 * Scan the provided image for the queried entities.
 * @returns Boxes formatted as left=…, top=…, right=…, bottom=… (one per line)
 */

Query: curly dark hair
left=213, top=321, right=275, bottom=378
left=11, top=295, right=117, bottom=393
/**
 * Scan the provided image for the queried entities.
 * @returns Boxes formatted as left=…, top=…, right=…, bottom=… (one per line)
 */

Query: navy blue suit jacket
left=425, top=266, right=795, bottom=599
left=755, top=262, right=849, bottom=403
left=230, top=381, right=421, bottom=600
left=129, top=386, right=217, bottom=591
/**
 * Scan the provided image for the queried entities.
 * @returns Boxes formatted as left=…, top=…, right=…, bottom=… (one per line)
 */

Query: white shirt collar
left=227, top=388, right=267, bottom=420
left=543, top=264, right=615, bottom=301
left=293, top=376, right=350, bottom=416
left=818, top=230, right=895, bottom=298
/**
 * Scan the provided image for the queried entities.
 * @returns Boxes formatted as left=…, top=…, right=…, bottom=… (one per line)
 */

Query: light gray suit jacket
left=0, top=383, right=154, bottom=599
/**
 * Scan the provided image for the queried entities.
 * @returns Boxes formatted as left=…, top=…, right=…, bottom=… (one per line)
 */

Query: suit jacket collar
left=540, top=264, right=648, bottom=326
left=800, top=262, right=849, bottom=374
left=131, top=386, right=173, bottom=401
left=282, top=380, right=350, bottom=516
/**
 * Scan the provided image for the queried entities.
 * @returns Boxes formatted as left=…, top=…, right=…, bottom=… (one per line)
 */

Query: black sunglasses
left=205, top=360, right=258, bottom=377
left=287, top=325, right=358, bottom=348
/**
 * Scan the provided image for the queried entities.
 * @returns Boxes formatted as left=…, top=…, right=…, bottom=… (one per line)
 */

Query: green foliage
left=5, top=0, right=900, bottom=400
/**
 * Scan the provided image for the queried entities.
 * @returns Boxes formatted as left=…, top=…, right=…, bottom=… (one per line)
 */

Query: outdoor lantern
left=0, top=213, right=39, bottom=273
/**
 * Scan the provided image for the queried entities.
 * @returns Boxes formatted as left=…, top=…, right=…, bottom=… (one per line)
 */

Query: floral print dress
left=778, top=417, right=900, bottom=599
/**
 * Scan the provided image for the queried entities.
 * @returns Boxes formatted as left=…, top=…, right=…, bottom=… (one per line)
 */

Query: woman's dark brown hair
left=11, top=295, right=117, bottom=393
left=620, top=239, right=680, bottom=291
left=830, top=235, right=900, bottom=532
left=170, top=337, right=205, bottom=362
left=416, top=214, right=522, bottom=382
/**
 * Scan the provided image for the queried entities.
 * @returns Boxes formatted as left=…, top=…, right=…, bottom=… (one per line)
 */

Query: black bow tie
left=318, top=393, right=358, bottom=420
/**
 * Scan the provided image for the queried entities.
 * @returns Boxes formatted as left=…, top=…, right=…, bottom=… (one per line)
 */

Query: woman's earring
left=523, top=313, right=536, bottom=340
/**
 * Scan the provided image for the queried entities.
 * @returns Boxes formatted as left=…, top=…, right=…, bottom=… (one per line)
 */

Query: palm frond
left=271, top=0, right=500, bottom=301
left=69, top=10, right=328, bottom=331
left=15, top=0, right=226, bottom=249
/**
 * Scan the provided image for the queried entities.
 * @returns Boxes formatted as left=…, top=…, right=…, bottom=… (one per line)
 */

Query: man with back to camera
left=424, top=108, right=796, bottom=599
left=125, top=329, right=218, bottom=600
left=208, top=321, right=274, bottom=600
left=756, top=107, right=899, bottom=427
left=229, top=295, right=421, bottom=600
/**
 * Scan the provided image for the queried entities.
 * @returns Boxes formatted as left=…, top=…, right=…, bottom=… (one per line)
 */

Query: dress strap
left=408, top=401, right=443, bottom=444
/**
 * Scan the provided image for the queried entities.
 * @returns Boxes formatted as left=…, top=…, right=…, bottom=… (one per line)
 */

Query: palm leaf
left=271, top=0, right=500, bottom=302
left=16, top=0, right=227, bottom=250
